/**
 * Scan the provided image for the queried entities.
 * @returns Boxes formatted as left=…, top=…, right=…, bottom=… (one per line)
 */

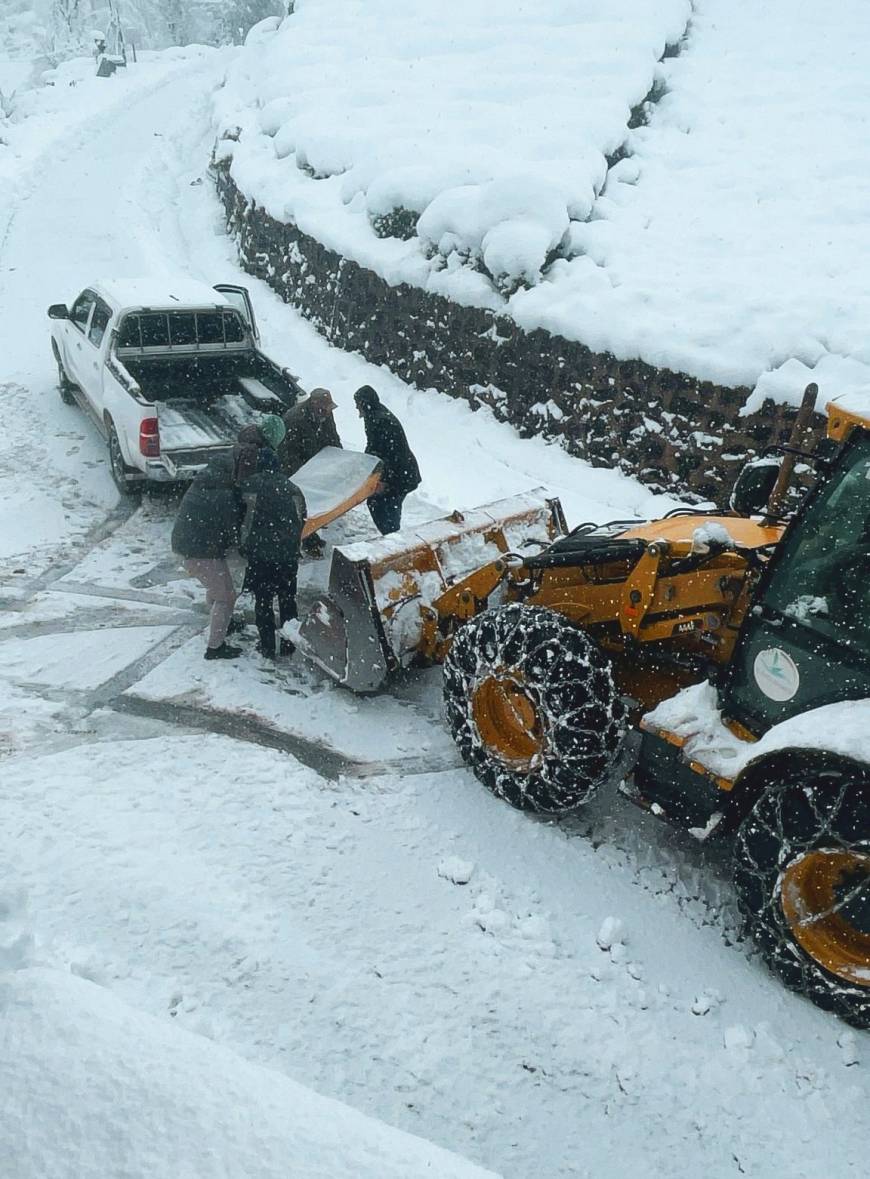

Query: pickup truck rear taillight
left=139, top=417, right=160, bottom=458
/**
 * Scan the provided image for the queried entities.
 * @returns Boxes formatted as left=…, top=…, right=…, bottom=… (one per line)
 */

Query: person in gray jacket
left=171, top=452, right=243, bottom=660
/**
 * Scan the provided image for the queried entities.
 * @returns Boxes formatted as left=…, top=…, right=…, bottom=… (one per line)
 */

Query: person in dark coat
left=239, top=446, right=307, bottom=658
left=279, top=388, right=342, bottom=556
left=354, top=385, right=421, bottom=535
left=171, top=452, right=243, bottom=660
left=279, top=388, right=342, bottom=475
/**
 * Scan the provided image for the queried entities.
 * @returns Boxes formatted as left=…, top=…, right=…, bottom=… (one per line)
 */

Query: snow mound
left=214, top=1, right=689, bottom=293
left=0, top=965, right=499, bottom=1179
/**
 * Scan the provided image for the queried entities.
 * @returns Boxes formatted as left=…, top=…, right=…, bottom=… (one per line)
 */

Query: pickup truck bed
left=123, top=353, right=298, bottom=476
left=122, top=352, right=292, bottom=407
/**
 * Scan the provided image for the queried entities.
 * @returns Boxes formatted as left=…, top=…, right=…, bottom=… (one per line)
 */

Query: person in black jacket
left=239, top=446, right=307, bottom=658
left=354, top=385, right=421, bottom=535
left=171, top=452, right=243, bottom=660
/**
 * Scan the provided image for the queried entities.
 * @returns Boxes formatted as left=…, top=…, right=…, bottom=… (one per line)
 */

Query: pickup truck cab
left=49, top=278, right=303, bottom=494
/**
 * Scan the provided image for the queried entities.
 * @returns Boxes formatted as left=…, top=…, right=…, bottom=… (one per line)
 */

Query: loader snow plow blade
left=298, top=490, right=566, bottom=693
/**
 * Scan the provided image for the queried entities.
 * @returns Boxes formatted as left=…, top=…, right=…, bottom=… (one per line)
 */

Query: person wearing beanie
left=279, top=388, right=342, bottom=555
left=353, top=385, right=421, bottom=535
left=259, top=413, right=286, bottom=452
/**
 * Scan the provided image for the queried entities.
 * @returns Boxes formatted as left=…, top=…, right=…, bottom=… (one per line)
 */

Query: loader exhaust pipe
left=763, top=382, right=819, bottom=523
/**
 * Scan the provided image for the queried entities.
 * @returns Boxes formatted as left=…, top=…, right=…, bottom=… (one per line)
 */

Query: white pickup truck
left=48, top=278, right=304, bottom=494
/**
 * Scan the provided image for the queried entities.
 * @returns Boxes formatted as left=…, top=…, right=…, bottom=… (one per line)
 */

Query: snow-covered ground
left=216, top=1, right=870, bottom=412
left=1, top=39, right=868, bottom=1179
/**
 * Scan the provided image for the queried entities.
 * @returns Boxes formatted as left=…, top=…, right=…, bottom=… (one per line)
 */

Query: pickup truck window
left=198, top=312, right=224, bottom=344
left=71, top=292, right=95, bottom=333
left=88, top=301, right=112, bottom=347
left=116, top=310, right=247, bottom=350
left=140, top=314, right=171, bottom=347
left=223, top=312, right=245, bottom=343
left=169, top=313, right=196, bottom=346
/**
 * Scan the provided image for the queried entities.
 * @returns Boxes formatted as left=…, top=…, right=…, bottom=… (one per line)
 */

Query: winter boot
left=204, top=643, right=242, bottom=660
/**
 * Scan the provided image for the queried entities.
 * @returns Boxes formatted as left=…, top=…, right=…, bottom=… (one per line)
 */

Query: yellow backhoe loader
left=299, top=384, right=870, bottom=1027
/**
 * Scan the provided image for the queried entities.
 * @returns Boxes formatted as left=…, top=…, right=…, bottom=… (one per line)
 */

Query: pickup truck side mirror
left=47, top=303, right=69, bottom=320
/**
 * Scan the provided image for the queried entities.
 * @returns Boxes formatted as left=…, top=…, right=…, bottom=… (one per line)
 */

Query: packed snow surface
left=217, top=0, right=870, bottom=411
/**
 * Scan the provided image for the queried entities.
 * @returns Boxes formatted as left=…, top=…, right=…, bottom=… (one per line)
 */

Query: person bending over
left=171, top=451, right=243, bottom=660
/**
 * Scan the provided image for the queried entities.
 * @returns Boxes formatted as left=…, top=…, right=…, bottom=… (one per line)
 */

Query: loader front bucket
left=298, top=490, right=566, bottom=693
left=297, top=547, right=395, bottom=693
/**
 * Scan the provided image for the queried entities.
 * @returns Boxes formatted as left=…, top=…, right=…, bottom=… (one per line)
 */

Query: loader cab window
left=71, top=291, right=96, bottom=333
left=87, top=300, right=112, bottom=348
left=763, top=436, right=870, bottom=646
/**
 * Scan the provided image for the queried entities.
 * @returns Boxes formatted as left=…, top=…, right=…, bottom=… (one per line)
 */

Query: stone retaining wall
left=215, top=165, right=823, bottom=503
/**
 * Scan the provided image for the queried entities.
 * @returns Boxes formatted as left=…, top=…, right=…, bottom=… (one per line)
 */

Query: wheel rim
left=109, top=431, right=124, bottom=480
left=780, top=849, right=870, bottom=987
left=471, top=673, right=542, bottom=768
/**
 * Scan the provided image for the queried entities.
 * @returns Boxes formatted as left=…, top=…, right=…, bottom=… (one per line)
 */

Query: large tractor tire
left=443, top=603, right=627, bottom=813
left=733, top=754, right=870, bottom=1028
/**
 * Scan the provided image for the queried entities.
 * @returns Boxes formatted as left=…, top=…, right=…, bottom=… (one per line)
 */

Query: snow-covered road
left=1, top=50, right=867, bottom=1179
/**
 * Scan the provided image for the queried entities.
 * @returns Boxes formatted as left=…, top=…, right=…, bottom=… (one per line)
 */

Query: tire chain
left=444, top=603, right=627, bottom=813
left=734, top=771, right=870, bottom=1028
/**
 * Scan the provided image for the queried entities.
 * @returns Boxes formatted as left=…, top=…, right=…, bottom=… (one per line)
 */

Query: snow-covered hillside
left=215, top=1, right=690, bottom=297
left=216, top=0, right=870, bottom=411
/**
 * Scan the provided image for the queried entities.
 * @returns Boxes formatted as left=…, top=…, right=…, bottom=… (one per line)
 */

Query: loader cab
left=722, top=427, right=870, bottom=733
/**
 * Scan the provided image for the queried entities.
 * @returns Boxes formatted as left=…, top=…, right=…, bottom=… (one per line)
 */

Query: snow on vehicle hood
left=645, top=680, right=870, bottom=781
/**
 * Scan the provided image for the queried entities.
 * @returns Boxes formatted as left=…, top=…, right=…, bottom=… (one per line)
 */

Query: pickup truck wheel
left=443, top=603, right=627, bottom=813
left=53, top=344, right=77, bottom=405
left=733, top=757, right=870, bottom=1028
left=106, top=421, right=142, bottom=498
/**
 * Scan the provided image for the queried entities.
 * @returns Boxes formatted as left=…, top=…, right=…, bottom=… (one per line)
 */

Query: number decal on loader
left=673, top=618, right=701, bottom=635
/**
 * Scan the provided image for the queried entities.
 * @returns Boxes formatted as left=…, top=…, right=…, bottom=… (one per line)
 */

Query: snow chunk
left=437, top=857, right=475, bottom=886
left=597, top=916, right=626, bottom=951
left=691, top=522, right=735, bottom=552
left=723, top=1024, right=755, bottom=1052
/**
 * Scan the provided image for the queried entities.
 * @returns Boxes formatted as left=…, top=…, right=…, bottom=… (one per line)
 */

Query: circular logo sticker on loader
left=753, top=648, right=800, bottom=702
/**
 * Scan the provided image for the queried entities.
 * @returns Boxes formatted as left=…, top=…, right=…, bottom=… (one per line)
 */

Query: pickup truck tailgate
left=158, top=397, right=256, bottom=471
